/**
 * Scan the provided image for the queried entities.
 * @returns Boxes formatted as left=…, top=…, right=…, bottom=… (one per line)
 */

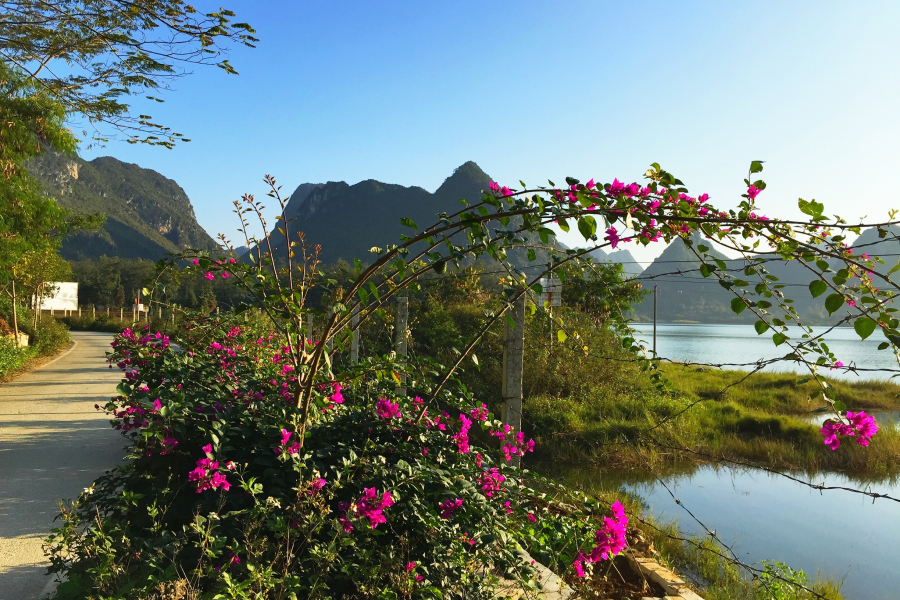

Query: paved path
left=0, top=332, right=122, bottom=599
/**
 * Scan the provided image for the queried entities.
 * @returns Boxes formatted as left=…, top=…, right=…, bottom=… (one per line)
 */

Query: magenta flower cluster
left=820, top=411, right=879, bottom=450
left=338, top=487, right=395, bottom=532
left=187, top=444, right=232, bottom=493
left=307, top=477, right=327, bottom=496
left=439, top=497, right=464, bottom=519
left=490, top=423, right=536, bottom=461
left=479, top=468, right=505, bottom=498
left=573, top=500, right=628, bottom=577
left=275, top=428, right=300, bottom=455
left=375, top=398, right=401, bottom=419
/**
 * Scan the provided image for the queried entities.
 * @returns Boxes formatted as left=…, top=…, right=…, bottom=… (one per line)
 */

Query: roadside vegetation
left=394, top=266, right=900, bottom=479
left=0, top=301, right=71, bottom=380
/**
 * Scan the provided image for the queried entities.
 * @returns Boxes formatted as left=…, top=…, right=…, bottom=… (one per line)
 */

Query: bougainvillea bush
left=46, top=316, right=625, bottom=598
left=47, top=163, right=891, bottom=598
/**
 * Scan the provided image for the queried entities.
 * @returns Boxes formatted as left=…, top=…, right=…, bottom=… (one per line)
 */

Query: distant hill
left=265, top=161, right=559, bottom=266
left=628, top=226, right=900, bottom=324
left=607, top=249, right=644, bottom=277
left=632, top=234, right=744, bottom=322
left=588, top=247, right=643, bottom=278
left=28, top=152, right=217, bottom=260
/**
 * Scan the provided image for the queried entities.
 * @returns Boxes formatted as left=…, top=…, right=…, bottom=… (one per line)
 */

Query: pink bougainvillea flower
left=573, top=500, right=628, bottom=574
left=307, top=477, right=327, bottom=496
left=406, top=561, right=416, bottom=572
left=527, top=512, right=536, bottom=523
left=205, top=272, right=215, bottom=281
left=747, top=185, right=762, bottom=200
left=339, top=487, right=395, bottom=532
left=489, top=181, right=500, bottom=192
left=375, top=398, right=401, bottom=419
left=439, top=497, right=464, bottom=519
left=585, top=178, right=595, bottom=190
left=152, top=398, right=162, bottom=412
left=222, top=272, right=230, bottom=279
left=847, top=411, right=879, bottom=446
left=604, top=226, right=621, bottom=249
left=608, top=178, right=625, bottom=197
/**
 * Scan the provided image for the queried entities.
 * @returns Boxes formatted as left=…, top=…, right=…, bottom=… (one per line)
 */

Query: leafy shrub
left=47, top=317, right=625, bottom=599
left=0, top=336, right=36, bottom=378
left=32, top=317, right=71, bottom=355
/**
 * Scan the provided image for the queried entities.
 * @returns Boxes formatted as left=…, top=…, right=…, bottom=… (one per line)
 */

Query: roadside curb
left=626, top=555, right=704, bottom=600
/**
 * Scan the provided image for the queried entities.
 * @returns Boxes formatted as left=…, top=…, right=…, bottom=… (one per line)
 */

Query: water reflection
left=556, top=464, right=900, bottom=600
left=632, top=323, right=900, bottom=381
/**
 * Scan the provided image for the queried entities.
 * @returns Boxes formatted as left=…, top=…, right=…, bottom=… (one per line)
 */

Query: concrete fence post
left=350, top=307, right=360, bottom=365
left=502, top=289, right=525, bottom=468
left=395, top=297, right=408, bottom=395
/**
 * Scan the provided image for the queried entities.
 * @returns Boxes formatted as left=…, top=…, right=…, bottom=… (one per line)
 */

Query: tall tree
left=0, top=0, right=257, bottom=147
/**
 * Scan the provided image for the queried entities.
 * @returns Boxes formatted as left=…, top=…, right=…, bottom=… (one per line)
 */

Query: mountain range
left=31, top=151, right=900, bottom=324
left=253, top=161, right=559, bottom=267
left=630, top=227, right=900, bottom=323
left=28, top=152, right=218, bottom=260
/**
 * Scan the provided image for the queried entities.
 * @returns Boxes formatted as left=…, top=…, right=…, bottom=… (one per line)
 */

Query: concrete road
left=0, top=332, right=123, bottom=599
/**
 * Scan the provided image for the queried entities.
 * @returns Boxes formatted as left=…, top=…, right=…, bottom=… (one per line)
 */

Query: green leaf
left=824, top=293, right=845, bottom=315
left=577, top=215, right=597, bottom=240
left=527, top=249, right=537, bottom=262
left=750, top=160, right=764, bottom=174
left=538, top=228, right=553, bottom=244
left=815, top=260, right=830, bottom=271
left=808, top=280, right=827, bottom=298
left=754, top=320, right=769, bottom=335
left=757, top=300, right=772, bottom=309
left=697, top=244, right=709, bottom=253
left=772, top=333, right=787, bottom=346
left=853, top=317, right=877, bottom=340
left=878, top=342, right=890, bottom=350
left=887, top=259, right=900, bottom=276
left=731, top=297, right=747, bottom=315
left=557, top=330, right=568, bottom=343
left=834, top=400, right=846, bottom=412
left=400, top=217, right=417, bottom=230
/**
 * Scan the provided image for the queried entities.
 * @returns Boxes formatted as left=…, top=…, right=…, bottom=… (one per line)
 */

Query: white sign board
left=540, top=277, right=562, bottom=307
left=35, top=282, right=78, bottom=311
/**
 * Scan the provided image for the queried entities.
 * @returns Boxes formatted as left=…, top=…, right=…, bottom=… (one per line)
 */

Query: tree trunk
left=11, top=279, right=18, bottom=344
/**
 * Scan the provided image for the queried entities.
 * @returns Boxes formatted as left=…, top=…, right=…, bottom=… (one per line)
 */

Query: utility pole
left=547, top=263, right=552, bottom=347
left=395, top=297, right=408, bottom=396
left=653, top=285, right=658, bottom=358
left=502, top=289, right=525, bottom=468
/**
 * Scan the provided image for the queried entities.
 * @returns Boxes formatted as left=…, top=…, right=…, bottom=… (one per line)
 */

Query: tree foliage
left=0, top=59, right=76, bottom=276
left=0, top=0, right=257, bottom=146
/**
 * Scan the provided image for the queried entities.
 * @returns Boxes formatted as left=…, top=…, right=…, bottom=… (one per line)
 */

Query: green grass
left=525, top=365, right=900, bottom=478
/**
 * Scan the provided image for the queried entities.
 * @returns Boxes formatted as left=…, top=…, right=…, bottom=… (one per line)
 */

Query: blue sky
left=80, top=0, right=900, bottom=264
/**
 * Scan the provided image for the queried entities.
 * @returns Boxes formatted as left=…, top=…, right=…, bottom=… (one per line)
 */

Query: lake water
left=631, top=323, right=900, bottom=381
left=567, top=466, right=900, bottom=600
left=590, top=323, right=900, bottom=599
